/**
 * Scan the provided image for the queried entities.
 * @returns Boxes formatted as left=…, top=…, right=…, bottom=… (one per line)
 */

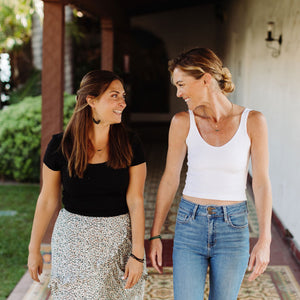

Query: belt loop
left=223, top=206, right=228, bottom=222
left=192, top=205, right=198, bottom=220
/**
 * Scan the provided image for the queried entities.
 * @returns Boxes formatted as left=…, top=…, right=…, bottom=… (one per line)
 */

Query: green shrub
left=0, top=94, right=76, bottom=182
left=8, top=69, right=42, bottom=105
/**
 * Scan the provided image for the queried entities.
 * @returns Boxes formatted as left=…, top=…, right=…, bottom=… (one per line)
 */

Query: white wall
left=221, top=0, right=300, bottom=246
left=131, top=4, right=219, bottom=121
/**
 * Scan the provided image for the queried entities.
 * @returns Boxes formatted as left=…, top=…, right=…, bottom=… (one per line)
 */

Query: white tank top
left=183, top=108, right=252, bottom=201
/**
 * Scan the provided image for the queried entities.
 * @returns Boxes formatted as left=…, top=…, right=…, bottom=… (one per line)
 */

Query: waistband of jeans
left=180, top=197, right=247, bottom=216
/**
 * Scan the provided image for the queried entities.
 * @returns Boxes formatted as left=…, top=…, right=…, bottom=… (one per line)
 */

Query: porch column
left=101, top=17, right=114, bottom=71
left=41, top=0, right=65, bottom=243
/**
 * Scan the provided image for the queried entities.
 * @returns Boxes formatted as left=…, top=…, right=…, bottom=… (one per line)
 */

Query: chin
left=113, top=117, right=122, bottom=124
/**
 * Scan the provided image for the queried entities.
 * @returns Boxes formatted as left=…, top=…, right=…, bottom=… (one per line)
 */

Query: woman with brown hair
left=28, top=70, right=147, bottom=299
left=149, top=48, right=272, bottom=299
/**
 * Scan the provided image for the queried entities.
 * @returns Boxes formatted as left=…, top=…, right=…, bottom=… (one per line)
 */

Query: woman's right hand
left=149, top=239, right=163, bottom=273
left=28, top=251, right=43, bottom=282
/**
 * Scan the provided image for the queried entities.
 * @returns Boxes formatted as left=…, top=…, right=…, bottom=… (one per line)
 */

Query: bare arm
left=247, top=111, right=272, bottom=281
left=28, top=164, right=61, bottom=282
left=150, top=112, right=189, bottom=273
left=124, top=162, right=147, bottom=289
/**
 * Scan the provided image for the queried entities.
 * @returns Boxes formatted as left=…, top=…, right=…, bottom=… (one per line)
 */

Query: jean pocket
left=176, top=207, right=191, bottom=224
left=228, top=211, right=248, bottom=229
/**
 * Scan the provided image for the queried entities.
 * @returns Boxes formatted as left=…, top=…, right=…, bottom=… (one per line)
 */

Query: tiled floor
left=7, top=124, right=300, bottom=299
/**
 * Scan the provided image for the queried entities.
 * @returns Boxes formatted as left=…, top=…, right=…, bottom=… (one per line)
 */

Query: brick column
left=101, top=17, right=114, bottom=71
left=41, top=0, right=65, bottom=243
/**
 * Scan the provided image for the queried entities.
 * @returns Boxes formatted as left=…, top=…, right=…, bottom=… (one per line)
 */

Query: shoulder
left=170, top=111, right=189, bottom=137
left=46, top=132, right=64, bottom=151
left=126, top=129, right=146, bottom=166
left=171, top=111, right=189, bottom=125
left=43, top=132, right=65, bottom=170
left=169, top=111, right=190, bottom=140
left=247, top=110, right=268, bottom=138
left=49, top=132, right=64, bottom=145
left=248, top=110, right=267, bottom=127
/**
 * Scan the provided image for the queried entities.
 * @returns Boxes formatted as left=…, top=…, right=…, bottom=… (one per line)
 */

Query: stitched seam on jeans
left=227, top=218, right=248, bottom=229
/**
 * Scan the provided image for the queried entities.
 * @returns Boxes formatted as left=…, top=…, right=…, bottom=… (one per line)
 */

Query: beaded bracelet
left=148, top=234, right=162, bottom=241
left=130, top=253, right=144, bottom=263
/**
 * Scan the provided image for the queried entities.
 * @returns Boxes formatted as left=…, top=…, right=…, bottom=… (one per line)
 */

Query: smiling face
left=172, top=67, right=208, bottom=110
left=88, top=80, right=126, bottom=125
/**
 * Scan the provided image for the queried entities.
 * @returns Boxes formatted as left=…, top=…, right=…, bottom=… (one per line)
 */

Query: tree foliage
left=0, top=0, right=36, bottom=52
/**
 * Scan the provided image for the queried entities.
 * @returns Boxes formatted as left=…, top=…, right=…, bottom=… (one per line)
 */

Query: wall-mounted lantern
left=265, top=21, right=282, bottom=57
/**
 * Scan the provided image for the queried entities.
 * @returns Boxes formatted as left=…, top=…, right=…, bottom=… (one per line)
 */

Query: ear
left=86, top=95, right=96, bottom=108
left=202, top=73, right=212, bottom=86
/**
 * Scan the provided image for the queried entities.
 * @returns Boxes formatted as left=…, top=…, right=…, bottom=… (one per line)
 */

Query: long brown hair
left=168, top=48, right=235, bottom=94
left=62, top=70, right=133, bottom=178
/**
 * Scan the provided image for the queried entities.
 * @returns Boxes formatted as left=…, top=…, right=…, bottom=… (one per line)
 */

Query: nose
left=176, top=88, right=182, bottom=98
left=119, top=97, right=126, bottom=108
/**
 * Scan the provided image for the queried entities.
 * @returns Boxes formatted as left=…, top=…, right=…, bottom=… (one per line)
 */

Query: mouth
left=113, top=110, right=123, bottom=115
left=184, top=98, right=191, bottom=103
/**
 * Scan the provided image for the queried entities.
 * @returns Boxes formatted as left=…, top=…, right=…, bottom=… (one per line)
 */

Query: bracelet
left=149, top=234, right=162, bottom=241
left=130, top=253, right=144, bottom=263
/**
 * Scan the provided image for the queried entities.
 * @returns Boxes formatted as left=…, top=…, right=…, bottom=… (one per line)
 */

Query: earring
left=92, top=117, right=101, bottom=124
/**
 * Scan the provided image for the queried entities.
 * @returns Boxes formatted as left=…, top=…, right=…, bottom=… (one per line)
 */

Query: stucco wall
left=131, top=4, right=219, bottom=121
left=221, top=0, right=300, bottom=247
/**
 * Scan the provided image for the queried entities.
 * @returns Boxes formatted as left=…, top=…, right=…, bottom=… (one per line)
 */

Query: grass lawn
left=0, top=184, right=39, bottom=300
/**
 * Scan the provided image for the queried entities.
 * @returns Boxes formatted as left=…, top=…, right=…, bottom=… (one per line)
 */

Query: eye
left=178, top=83, right=184, bottom=87
left=112, top=94, right=118, bottom=98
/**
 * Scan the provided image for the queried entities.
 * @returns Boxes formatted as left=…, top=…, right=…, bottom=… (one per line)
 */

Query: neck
left=195, top=94, right=233, bottom=122
left=89, top=125, right=110, bottom=151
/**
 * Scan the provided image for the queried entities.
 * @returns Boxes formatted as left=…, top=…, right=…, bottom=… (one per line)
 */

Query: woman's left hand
left=248, top=238, right=271, bottom=281
left=124, top=256, right=144, bottom=289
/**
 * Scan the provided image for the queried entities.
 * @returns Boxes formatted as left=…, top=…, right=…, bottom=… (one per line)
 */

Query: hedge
left=0, top=94, right=76, bottom=182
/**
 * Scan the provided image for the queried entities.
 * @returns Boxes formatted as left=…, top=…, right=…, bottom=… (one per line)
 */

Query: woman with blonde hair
left=150, top=48, right=272, bottom=299
left=28, top=70, right=147, bottom=299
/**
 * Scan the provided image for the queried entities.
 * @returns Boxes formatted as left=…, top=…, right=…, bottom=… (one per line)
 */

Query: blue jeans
left=173, top=198, right=249, bottom=300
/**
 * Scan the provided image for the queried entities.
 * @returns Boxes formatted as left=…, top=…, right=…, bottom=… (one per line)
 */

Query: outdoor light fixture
left=76, top=10, right=84, bottom=17
left=265, top=21, right=282, bottom=57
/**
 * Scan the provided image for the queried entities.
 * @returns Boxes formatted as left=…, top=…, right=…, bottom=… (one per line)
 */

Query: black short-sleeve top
left=43, top=132, right=145, bottom=217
